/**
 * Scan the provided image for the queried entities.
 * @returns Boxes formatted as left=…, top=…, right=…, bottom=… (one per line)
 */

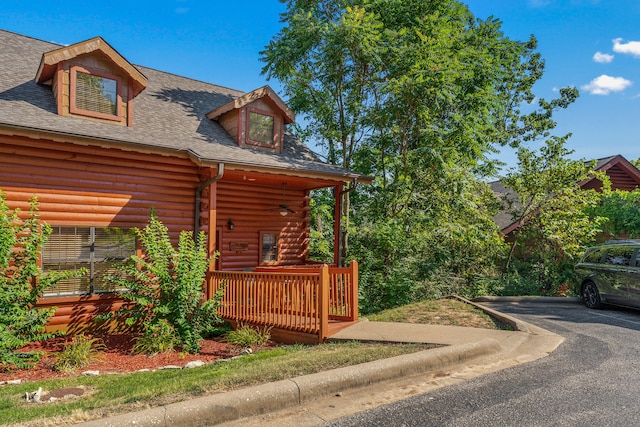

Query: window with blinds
left=43, top=226, right=136, bottom=296
left=70, top=66, right=121, bottom=121
left=75, top=72, right=117, bottom=116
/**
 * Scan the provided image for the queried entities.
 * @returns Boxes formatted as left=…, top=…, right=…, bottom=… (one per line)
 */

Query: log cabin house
left=491, top=154, right=640, bottom=239
left=0, top=29, right=371, bottom=343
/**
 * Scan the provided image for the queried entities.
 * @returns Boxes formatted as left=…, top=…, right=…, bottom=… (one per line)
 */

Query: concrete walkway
left=79, top=297, right=569, bottom=427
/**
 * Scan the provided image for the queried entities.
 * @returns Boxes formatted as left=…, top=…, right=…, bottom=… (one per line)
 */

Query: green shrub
left=225, top=324, right=272, bottom=347
left=0, top=193, right=84, bottom=370
left=54, top=334, right=106, bottom=373
left=132, top=319, right=179, bottom=355
left=105, top=211, right=226, bottom=354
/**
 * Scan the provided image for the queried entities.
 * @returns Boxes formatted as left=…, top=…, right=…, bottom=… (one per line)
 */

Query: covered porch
left=196, top=166, right=365, bottom=343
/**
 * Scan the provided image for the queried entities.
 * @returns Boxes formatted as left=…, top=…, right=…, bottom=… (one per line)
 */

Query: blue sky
left=2, top=0, right=639, bottom=171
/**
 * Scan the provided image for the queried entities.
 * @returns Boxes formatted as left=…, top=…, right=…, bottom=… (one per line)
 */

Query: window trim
left=259, top=231, right=280, bottom=266
left=246, top=108, right=278, bottom=149
left=69, top=65, right=122, bottom=121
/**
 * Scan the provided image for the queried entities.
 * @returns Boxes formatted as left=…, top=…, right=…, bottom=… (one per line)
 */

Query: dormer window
left=206, top=86, right=295, bottom=154
left=35, top=36, right=148, bottom=127
left=248, top=110, right=276, bottom=147
left=70, top=66, right=122, bottom=121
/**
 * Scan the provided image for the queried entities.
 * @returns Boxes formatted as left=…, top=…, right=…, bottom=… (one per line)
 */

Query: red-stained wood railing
left=209, top=261, right=358, bottom=341
left=327, top=261, right=358, bottom=321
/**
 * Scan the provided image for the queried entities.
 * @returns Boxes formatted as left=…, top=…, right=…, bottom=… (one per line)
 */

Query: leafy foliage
left=589, top=189, right=640, bottom=239
left=351, top=177, right=507, bottom=313
left=106, top=211, right=225, bottom=354
left=132, top=319, right=179, bottom=355
left=308, top=189, right=335, bottom=263
left=0, top=193, right=82, bottom=369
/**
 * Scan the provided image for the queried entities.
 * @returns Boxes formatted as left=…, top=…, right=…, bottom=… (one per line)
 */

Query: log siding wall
left=0, top=135, right=200, bottom=331
left=0, top=136, right=198, bottom=232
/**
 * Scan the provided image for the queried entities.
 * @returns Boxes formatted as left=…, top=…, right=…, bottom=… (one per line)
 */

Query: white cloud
left=612, top=38, right=640, bottom=57
left=582, top=74, right=632, bottom=95
left=593, top=51, right=614, bottom=63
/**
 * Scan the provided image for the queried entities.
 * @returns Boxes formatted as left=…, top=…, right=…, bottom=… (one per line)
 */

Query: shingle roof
left=594, top=155, right=618, bottom=170
left=0, top=29, right=364, bottom=182
left=488, top=180, right=519, bottom=231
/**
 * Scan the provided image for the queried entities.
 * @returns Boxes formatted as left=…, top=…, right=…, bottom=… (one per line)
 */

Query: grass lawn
left=365, top=297, right=505, bottom=329
left=0, top=298, right=496, bottom=426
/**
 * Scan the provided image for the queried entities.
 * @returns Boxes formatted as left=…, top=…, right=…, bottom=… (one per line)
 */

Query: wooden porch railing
left=208, top=261, right=358, bottom=341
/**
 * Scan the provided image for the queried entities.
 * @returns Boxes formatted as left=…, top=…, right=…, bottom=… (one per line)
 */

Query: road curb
left=452, top=295, right=533, bottom=333
left=78, top=339, right=501, bottom=427
left=472, top=296, right=581, bottom=304
left=454, top=295, right=577, bottom=336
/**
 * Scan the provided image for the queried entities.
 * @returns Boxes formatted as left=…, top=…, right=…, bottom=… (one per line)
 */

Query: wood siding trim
left=56, top=62, right=64, bottom=116
left=127, top=77, right=134, bottom=127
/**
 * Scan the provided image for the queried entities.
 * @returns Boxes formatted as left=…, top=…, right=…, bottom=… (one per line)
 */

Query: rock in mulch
left=26, top=386, right=85, bottom=403
left=184, top=360, right=205, bottom=369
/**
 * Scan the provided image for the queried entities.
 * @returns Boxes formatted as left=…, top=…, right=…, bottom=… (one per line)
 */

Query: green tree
left=308, top=188, right=335, bottom=263
left=262, top=1, right=384, bottom=265
left=264, top=0, right=578, bottom=308
left=500, top=138, right=607, bottom=291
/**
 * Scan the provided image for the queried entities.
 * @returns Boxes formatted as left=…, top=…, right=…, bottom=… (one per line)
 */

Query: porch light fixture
left=227, top=218, right=234, bottom=230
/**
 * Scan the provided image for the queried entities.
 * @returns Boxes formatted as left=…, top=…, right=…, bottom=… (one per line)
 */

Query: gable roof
left=207, top=85, right=295, bottom=124
left=491, top=154, right=640, bottom=235
left=580, top=154, right=640, bottom=191
left=0, top=29, right=368, bottom=184
left=35, top=36, right=148, bottom=98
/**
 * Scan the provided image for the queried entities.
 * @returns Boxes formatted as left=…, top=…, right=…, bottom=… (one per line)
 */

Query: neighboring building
left=491, top=154, right=640, bottom=238
left=0, top=29, right=368, bottom=342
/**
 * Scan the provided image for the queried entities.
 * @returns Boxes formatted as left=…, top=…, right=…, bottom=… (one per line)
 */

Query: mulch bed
left=1, top=334, right=274, bottom=383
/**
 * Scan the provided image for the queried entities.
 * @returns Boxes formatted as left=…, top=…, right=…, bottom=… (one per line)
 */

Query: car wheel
left=582, top=282, right=602, bottom=309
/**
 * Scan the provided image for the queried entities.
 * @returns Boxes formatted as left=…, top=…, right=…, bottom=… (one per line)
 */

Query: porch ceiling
left=221, top=169, right=346, bottom=191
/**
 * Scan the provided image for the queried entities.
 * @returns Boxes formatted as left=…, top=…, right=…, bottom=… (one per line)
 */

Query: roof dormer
left=207, top=86, right=294, bottom=154
left=35, top=37, right=147, bottom=127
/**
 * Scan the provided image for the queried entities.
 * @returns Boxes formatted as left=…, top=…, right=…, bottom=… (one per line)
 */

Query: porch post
left=319, top=264, right=330, bottom=341
left=194, top=164, right=223, bottom=300
left=206, top=178, right=218, bottom=299
left=333, top=183, right=344, bottom=267
left=350, top=260, right=359, bottom=321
